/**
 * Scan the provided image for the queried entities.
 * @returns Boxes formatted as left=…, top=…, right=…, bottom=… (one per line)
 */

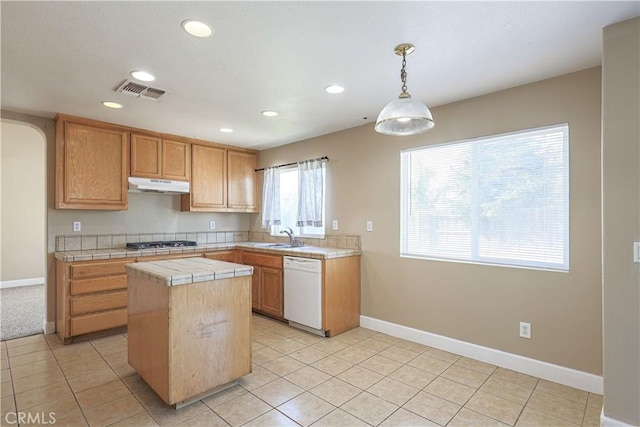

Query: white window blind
left=400, top=124, right=569, bottom=271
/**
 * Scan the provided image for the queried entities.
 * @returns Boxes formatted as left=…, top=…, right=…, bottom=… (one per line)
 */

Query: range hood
left=128, top=177, right=189, bottom=194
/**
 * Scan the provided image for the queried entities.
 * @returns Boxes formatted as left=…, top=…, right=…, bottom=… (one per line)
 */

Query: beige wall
left=602, top=17, right=640, bottom=426
left=252, top=68, right=603, bottom=374
left=0, top=110, right=250, bottom=324
left=0, top=120, right=46, bottom=282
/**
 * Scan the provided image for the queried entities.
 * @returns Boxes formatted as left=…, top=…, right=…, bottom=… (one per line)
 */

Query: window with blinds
left=400, top=124, right=569, bottom=271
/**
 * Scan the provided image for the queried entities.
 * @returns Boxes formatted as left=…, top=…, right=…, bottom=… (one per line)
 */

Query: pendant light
left=375, top=43, right=434, bottom=136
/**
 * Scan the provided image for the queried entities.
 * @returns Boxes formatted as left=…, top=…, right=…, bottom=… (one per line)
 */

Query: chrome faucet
left=280, top=227, right=295, bottom=246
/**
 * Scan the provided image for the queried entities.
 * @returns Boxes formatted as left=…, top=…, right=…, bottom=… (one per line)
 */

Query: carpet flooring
left=0, top=284, right=44, bottom=341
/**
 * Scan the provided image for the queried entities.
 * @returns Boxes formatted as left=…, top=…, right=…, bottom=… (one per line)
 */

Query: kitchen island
left=126, top=257, right=253, bottom=408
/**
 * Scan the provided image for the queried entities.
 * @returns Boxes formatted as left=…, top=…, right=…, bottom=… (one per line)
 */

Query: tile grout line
left=3, top=318, right=601, bottom=427
left=45, top=333, right=91, bottom=426
left=3, top=343, right=19, bottom=424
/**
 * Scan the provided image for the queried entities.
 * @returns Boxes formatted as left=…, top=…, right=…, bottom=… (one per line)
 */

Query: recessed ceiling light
left=219, top=128, right=233, bottom=133
left=262, top=111, right=279, bottom=117
left=130, top=70, right=155, bottom=82
left=102, top=101, right=123, bottom=109
left=325, top=85, right=344, bottom=94
left=182, top=19, right=213, bottom=38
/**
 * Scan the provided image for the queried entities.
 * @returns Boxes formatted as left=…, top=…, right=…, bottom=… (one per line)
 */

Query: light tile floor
left=0, top=314, right=602, bottom=426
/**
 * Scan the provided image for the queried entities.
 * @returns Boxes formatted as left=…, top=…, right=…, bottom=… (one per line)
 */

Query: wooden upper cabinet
left=131, top=134, right=190, bottom=181
left=163, top=139, right=190, bottom=181
left=228, top=150, right=257, bottom=211
left=55, top=114, right=255, bottom=213
left=55, top=116, right=128, bottom=210
left=182, top=144, right=227, bottom=210
left=131, top=134, right=161, bottom=178
left=182, top=146, right=257, bottom=212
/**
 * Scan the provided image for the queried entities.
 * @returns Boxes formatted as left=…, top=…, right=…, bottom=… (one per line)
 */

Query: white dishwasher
left=283, top=256, right=324, bottom=335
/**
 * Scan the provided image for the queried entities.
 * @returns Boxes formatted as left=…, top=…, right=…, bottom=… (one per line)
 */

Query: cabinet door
left=227, top=151, right=257, bottom=211
left=188, top=144, right=227, bottom=209
left=131, top=133, right=162, bottom=178
left=252, top=267, right=261, bottom=310
left=260, top=267, right=283, bottom=318
left=163, top=139, right=190, bottom=181
left=56, top=120, right=128, bottom=209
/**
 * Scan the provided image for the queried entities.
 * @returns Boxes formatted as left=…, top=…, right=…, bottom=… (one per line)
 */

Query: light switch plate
left=634, top=242, right=640, bottom=263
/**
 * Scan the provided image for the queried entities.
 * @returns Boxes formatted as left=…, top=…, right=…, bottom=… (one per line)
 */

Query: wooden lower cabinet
left=238, top=251, right=284, bottom=319
left=56, top=258, right=132, bottom=343
left=251, top=270, right=261, bottom=311
left=323, top=256, right=361, bottom=337
left=56, top=253, right=203, bottom=343
left=56, top=249, right=361, bottom=342
left=259, top=267, right=283, bottom=318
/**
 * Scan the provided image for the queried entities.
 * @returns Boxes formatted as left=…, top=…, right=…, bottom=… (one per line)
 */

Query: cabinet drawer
left=204, top=251, right=236, bottom=263
left=70, top=275, right=127, bottom=295
left=70, top=291, right=127, bottom=316
left=71, top=260, right=131, bottom=279
left=70, top=308, right=127, bottom=336
left=241, top=252, right=282, bottom=269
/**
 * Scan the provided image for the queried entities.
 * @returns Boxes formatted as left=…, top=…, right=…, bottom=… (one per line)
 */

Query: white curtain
left=261, top=166, right=281, bottom=228
left=296, top=159, right=324, bottom=227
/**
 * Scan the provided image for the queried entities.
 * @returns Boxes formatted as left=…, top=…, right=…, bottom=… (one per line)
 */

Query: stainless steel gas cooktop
left=125, top=240, right=197, bottom=250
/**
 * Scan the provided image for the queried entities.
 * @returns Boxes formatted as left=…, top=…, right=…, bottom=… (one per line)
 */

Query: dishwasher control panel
left=283, top=256, right=322, bottom=273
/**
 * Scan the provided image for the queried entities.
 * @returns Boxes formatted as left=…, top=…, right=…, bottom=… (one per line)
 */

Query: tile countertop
left=54, top=242, right=362, bottom=262
left=126, top=257, right=253, bottom=286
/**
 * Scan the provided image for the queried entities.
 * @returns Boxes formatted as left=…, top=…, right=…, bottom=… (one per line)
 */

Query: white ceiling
left=1, top=1, right=638, bottom=150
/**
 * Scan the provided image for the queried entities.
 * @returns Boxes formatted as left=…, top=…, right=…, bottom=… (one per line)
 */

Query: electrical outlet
left=209, top=220, right=216, bottom=230
left=332, top=220, right=339, bottom=231
left=634, top=242, right=640, bottom=263
left=73, top=221, right=81, bottom=232
left=366, top=221, right=373, bottom=232
left=519, top=322, right=531, bottom=339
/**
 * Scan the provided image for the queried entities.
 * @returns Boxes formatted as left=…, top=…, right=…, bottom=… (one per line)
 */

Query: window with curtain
left=268, top=162, right=326, bottom=238
left=400, top=124, right=569, bottom=271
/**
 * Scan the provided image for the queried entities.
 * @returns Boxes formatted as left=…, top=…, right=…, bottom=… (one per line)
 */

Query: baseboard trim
left=601, top=408, right=637, bottom=427
left=43, top=321, right=55, bottom=335
left=0, top=278, right=44, bottom=289
left=360, top=315, right=603, bottom=394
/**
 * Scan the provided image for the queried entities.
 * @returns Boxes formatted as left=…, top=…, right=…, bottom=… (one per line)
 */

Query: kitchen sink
left=248, top=242, right=305, bottom=248
left=250, top=242, right=292, bottom=248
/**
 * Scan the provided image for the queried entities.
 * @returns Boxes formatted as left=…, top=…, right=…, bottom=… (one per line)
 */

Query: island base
left=127, top=267, right=252, bottom=407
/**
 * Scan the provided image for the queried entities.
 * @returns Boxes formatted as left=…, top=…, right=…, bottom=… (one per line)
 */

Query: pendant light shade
left=375, top=43, right=434, bottom=136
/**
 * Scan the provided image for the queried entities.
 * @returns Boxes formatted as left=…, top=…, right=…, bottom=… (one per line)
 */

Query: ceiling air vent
left=114, top=80, right=166, bottom=100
